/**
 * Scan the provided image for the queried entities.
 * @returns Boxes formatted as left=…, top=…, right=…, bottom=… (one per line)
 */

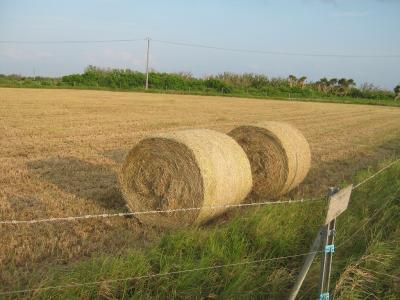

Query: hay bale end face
left=228, top=122, right=311, bottom=199
left=119, top=129, right=252, bottom=227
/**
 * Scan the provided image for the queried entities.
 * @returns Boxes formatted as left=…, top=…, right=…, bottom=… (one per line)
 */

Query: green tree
left=338, top=78, right=356, bottom=95
left=394, top=85, right=400, bottom=95
left=328, top=78, right=338, bottom=89
left=298, top=76, right=307, bottom=89
left=316, top=77, right=329, bottom=93
left=288, top=75, right=298, bottom=87
left=395, top=84, right=400, bottom=100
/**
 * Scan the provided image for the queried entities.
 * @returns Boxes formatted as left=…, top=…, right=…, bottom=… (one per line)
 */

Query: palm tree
left=338, top=78, right=356, bottom=95
left=320, top=78, right=328, bottom=84
left=347, top=78, right=356, bottom=88
left=298, top=76, right=307, bottom=89
left=288, top=75, right=297, bottom=87
left=317, top=77, right=329, bottom=93
left=338, top=78, right=347, bottom=87
left=329, top=78, right=338, bottom=88
left=395, top=84, right=400, bottom=100
left=338, top=78, right=347, bottom=94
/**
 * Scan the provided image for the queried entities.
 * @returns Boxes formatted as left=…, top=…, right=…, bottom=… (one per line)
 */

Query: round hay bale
left=228, top=122, right=311, bottom=199
left=119, top=129, right=252, bottom=227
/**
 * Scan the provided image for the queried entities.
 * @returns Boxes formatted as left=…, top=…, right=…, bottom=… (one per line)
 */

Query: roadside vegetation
left=1, top=66, right=399, bottom=107
left=23, top=160, right=399, bottom=299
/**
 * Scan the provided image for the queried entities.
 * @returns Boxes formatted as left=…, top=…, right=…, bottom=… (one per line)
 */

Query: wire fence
left=352, top=158, right=400, bottom=190
left=0, top=197, right=324, bottom=225
left=0, top=197, right=396, bottom=298
left=0, top=251, right=322, bottom=296
left=1, top=158, right=398, bottom=226
left=335, top=187, right=400, bottom=249
left=0, top=159, right=399, bottom=296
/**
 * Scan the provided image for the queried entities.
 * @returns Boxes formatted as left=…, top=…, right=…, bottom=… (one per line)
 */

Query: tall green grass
left=12, top=160, right=400, bottom=299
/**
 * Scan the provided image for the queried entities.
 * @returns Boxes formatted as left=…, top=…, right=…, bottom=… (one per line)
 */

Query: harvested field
left=1, top=87, right=400, bottom=290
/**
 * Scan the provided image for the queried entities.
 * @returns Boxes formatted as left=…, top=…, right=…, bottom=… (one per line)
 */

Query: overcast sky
left=0, top=0, right=399, bottom=89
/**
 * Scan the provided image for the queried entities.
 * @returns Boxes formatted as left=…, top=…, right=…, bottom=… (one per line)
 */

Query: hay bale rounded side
left=228, top=122, right=311, bottom=199
left=119, top=129, right=252, bottom=227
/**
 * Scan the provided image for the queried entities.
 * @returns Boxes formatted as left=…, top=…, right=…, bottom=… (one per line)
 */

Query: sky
left=0, top=0, right=399, bottom=89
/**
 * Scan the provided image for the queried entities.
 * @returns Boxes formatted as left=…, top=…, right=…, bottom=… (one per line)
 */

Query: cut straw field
left=1, top=87, right=400, bottom=291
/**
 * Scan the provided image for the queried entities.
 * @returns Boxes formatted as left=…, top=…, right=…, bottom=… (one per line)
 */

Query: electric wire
left=152, top=39, right=400, bottom=58
left=0, top=38, right=146, bottom=44
left=0, top=37, right=399, bottom=58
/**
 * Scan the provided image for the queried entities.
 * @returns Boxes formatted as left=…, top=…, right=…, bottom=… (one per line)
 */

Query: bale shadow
left=102, top=148, right=129, bottom=164
left=27, top=156, right=126, bottom=210
left=8, top=195, right=46, bottom=211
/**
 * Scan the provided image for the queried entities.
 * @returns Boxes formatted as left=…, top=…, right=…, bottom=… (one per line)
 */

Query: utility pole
left=145, top=37, right=150, bottom=90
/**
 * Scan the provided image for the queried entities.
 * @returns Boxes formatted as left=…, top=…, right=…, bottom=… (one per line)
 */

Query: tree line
left=1, top=65, right=398, bottom=101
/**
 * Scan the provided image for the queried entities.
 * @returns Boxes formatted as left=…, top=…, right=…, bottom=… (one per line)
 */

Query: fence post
left=287, top=188, right=336, bottom=300
left=288, top=230, right=323, bottom=300
left=288, top=186, right=352, bottom=300
left=318, top=187, right=339, bottom=300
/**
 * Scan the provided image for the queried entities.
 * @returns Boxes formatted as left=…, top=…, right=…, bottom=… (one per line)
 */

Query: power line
left=152, top=39, right=400, bottom=59
left=0, top=38, right=146, bottom=44
left=0, top=250, right=321, bottom=296
left=1, top=37, right=399, bottom=58
left=0, top=197, right=324, bottom=225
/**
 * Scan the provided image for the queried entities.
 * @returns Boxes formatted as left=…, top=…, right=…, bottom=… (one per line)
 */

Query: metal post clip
left=325, top=244, right=335, bottom=253
left=320, top=292, right=330, bottom=300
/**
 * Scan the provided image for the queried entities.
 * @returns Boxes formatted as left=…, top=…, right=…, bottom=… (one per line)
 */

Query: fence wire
left=0, top=197, right=324, bottom=225
left=0, top=159, right=398, bottom=296
left=336, top=188, right=400, bottom=249
left=1, top=158, right=398, bottom=226
left=0, top=251, right=322, bottom=296
left=352, top=158, right=400, bottom=190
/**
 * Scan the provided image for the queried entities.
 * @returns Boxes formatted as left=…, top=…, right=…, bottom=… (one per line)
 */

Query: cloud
left=83, top=48, right=145, bottom=70
left=0, top=46, right=54, bottom=60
